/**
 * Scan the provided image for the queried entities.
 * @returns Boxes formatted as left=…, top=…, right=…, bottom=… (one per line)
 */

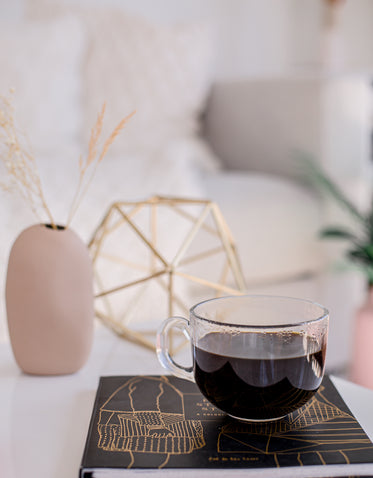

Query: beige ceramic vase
left=6, top=224, right=94, bottom=375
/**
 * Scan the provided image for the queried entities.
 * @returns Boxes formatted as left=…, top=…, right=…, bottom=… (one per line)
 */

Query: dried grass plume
left=0, top=90, right=135, bottom=229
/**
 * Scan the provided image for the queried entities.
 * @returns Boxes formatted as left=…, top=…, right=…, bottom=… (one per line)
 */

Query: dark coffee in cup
left=194, top=331, right=325, bottom=421
left=157, top=295, right=329, bottom=422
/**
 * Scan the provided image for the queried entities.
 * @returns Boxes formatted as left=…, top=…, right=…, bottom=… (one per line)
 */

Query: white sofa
left=0, top=0, right=372, bottom=374
left=202, top=77, right=372, bottom=374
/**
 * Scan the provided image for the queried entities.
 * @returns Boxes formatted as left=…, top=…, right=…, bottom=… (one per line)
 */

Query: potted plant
left=0, top=90, right=134, bottom=375
left=303, top=157, right=373, bottom=388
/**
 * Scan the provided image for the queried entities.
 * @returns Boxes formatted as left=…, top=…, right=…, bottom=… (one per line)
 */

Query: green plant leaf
left=320, top=227, right=358, bottom=240
left=366, top=205, right=373, bottom=241
left=360, top=244, right=373, bottom=260
left=298, top=155, right=366, bottom=225
left=348, top=246, right=373, bottom=266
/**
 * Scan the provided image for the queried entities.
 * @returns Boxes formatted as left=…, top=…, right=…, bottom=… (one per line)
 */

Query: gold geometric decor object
left=88, top=196, right=246, bottom=351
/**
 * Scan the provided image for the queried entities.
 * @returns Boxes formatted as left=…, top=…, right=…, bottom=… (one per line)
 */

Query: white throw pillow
left=0, top=15, right=84, bottom=154
left=203, top=171, right=325, bottom=285
left=25, top=2, right=218, bottom=171
left=82, top=10, right=214, bottom=155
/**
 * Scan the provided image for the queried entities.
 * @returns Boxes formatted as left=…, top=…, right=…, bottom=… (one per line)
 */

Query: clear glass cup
left=157, top=295, right=329, bottom=422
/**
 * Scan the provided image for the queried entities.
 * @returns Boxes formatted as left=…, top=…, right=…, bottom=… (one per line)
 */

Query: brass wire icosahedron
left=89, top=196, right=246, bottom=350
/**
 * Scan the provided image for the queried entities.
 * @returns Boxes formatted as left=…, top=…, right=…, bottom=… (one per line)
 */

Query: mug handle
left=156, top=316, right=194, bottom=382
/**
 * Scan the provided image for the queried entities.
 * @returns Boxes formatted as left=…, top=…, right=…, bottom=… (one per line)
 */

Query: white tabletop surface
left=1, top=324, right=373, bottom=478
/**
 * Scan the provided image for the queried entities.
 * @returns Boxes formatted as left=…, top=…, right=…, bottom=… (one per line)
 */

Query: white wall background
left=289, top=0, right=373, bottom=72
left=1, top=0, right=373, bottom=79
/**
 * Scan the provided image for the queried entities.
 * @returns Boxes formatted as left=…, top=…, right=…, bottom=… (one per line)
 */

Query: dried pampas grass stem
left=0, top=90, right=57, bottom=228
left=66, top=105, right=135, bottom=228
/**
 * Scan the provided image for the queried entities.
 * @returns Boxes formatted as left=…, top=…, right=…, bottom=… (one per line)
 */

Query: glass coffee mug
left=157, top=295, right=329, bottom=422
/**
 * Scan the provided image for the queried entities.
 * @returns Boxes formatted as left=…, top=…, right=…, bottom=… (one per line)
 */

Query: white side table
left=1, top=325, right=372, bottom=478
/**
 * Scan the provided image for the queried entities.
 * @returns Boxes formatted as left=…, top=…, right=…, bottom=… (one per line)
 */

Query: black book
left=80, top=375, right=373, bottom=477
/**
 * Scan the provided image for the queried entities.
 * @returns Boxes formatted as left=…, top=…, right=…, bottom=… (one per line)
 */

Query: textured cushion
left=25, top=2, right=218, bottom=171
left=81, top=10, right=214, bottom=156
left=0, top=15, right=84, bottom=154
left=203, top=171, right=324, bottom=284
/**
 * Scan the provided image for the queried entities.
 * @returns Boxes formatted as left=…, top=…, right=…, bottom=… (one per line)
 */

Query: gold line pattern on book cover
left=97, top=376, right=205, bottom=468
left=96, top=376, right=372, bottom=470
left=217, top=385, right=371, bottom=467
